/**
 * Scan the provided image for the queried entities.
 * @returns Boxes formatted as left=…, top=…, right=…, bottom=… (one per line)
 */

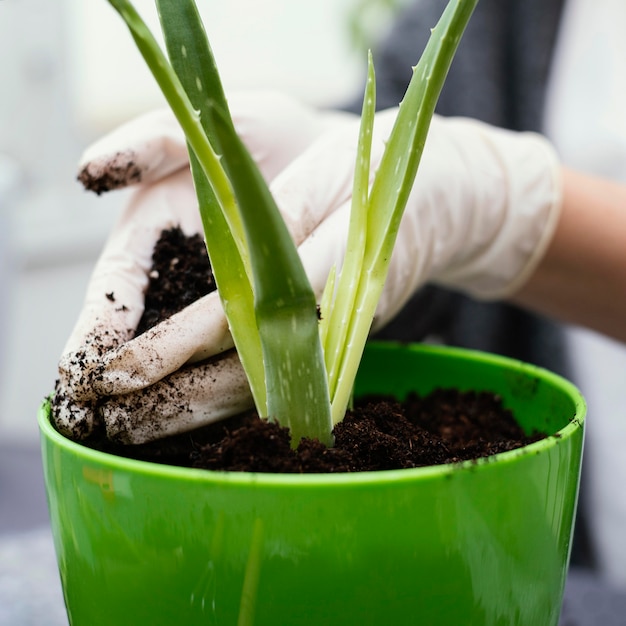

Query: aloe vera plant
left=106, top=0, right=477, bottom=447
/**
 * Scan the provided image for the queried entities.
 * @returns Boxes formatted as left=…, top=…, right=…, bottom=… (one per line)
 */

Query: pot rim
left=39, top=343, right=586, bottom=487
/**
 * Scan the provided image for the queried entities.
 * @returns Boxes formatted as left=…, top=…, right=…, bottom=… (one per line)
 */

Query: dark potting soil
left=85, top=389, right=544, bottom=473
left=135, top=227, right=216, bottom=335
left=78, top=226, right=545, bottom=473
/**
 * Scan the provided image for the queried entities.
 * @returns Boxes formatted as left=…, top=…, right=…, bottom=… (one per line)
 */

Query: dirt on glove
left=74, top=226, right=546, bottom=473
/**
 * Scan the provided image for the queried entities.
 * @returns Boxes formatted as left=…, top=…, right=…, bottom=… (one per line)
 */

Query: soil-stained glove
left=55, top=95, right=561, bottom=444
left=54, top=92, right=351, bottom=442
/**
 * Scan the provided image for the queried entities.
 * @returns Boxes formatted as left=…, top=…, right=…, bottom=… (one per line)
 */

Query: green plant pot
left=39, top=342, right=585, bottom=626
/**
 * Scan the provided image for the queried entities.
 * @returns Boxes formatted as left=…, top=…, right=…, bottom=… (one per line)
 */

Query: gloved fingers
left=93, top=198, right=352, bottom=401
left=296, top=195, right=434, bottom=334
left=70, top=98, right=378, bottom=400
left=78, top=90, right=355, bottom=194
left=61, top=104, right=392, bottom=410
left=60, top=103, right=360, bottom=403
left=99, top=351, right=253, bottom=445
left=270, top=108, right=396, bottom=244
left=78, top=108, right=190, bottom=194
left=93, top=210, right=348, bottom=401
left=227, top=91, right=354, bottom=181
left=93, top=290, right=233, bottom=397
left=81, top=109, right=371, bottom=399
left=59, top=168, right=203, bottom=402
left=51, top=391, right=99, bottom=441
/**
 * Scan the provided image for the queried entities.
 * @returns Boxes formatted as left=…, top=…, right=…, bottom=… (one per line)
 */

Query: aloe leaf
left=318, top=264, right=336, bottom=349
left=155, top=0, right=266, bottom=414
left=209, top=105, right=333, bottom=446
left=322, top=51, right=376, bottom=402
left=330, top=0, right=478, bottom=424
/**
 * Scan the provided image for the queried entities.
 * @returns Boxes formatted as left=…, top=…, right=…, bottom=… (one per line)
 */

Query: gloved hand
left=54, top=91, right=562, bottom=444
left=54, top=91, right=351, bottom=442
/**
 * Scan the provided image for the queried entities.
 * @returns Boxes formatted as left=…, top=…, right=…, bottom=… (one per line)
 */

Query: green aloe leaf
left=209, top=105, right=332, bottom=446
left=155, top=0, right=266, bottom=414
left=328, top=0, right=478, bottom=424
left=321, top=51, right=376, bottom=404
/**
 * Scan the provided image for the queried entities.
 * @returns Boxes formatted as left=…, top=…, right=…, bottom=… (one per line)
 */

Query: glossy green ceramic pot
left=39, top=342, right=585, bottom=626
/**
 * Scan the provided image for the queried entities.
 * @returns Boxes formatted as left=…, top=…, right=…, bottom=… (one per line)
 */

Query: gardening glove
left=290, top=110, right=561, bottom=328
left=54, top=91, right=350, bottom=442
left=56, top=96, right=561, bottom=444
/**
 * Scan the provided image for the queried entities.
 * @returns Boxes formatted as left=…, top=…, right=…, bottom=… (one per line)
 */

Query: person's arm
left=514, top=168, right=626, bottom=343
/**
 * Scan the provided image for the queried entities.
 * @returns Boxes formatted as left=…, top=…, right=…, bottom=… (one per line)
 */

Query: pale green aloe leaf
left=321, top=51, right=376, bottom=405
left=318, top=264, right=336, bottom=349
left=155, top=0, right=266, bottom=414
left=329, top=0, right=478, bottom=424
left=209, top=105, right=332, bottom=446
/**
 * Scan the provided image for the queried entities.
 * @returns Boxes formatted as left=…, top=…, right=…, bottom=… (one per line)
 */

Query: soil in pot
left=56, top=226, right=546, bottom=472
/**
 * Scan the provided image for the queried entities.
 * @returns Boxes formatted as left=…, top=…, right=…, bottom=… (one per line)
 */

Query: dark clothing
left=375, top=0, right=565, bottom=131
left=350, top=0, right=595, bottom=568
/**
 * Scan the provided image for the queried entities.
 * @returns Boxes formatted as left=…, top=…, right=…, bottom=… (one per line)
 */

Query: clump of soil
left=72, top=226, right=546, bottom=473
left=136, top=226, right=215, bottom=334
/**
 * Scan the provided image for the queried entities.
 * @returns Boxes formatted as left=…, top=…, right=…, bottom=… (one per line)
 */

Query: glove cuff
left=436, top=127, right=563, bottom=300
left=491, top=140, right=563, bottom=300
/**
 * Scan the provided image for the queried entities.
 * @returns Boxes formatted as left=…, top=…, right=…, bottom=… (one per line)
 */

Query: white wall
left=68, top=0, right=367, bottom=133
